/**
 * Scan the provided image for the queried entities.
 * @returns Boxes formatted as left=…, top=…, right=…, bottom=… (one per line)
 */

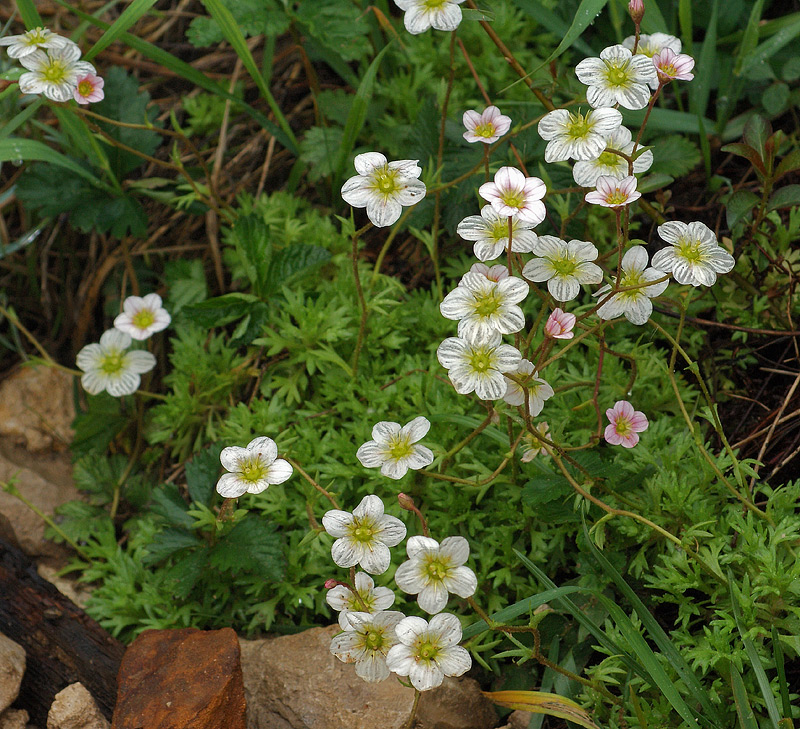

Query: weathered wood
left=0, top=535, right=124, bottom=725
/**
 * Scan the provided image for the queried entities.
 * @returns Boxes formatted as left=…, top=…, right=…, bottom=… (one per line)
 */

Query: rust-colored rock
left=112, top=628, right=246, bottom=729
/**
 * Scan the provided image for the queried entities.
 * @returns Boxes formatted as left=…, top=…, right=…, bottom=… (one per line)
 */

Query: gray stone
left=46, top=683, right=109, bottom=729
left=0, top=708, right=29, bottom=729
left=0, top=634, right=25, bottom=714
left=416, top=677, right=497, bottom=729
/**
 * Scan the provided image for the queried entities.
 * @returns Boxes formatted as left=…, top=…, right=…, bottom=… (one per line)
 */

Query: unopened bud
left=398, top=493, right=416, bottom=511
left=628, top=0, right=644, bottom=24
left=324, top=578, right=338, bottom=590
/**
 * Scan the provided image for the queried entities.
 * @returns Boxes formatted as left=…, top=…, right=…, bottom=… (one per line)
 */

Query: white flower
left=651, top=221, right=735, bottom=287
left=216, top=436, right=293, bottom=497
left=437, top=331, right=522, bottom=401
left=394, top=0, right=466, bottom=34
left=522, top=236, right=603, bottom=302
left=341, top=152, right=426, bottom=228
left=113, top=293, right=171, bottom=340
left=572, top=126, right=653, bottom=187
left=394, top=536, right=477, bottom=614
left=502, top=359, right=554, bottom=416
left=457, top=205, right=538, bottom=262
left=0, top=27, right=73, bottom=59
left=463, top=106, right=512, bottom=144
left=575, top=44, right=657, bottom=110
left=466, top=262, right=510, bottom=282
left=521, top=422, right=551, bottom=462
left=584, top=175, right=641, bottom=208
left=327, top=572, right=396, bottom=630
left=595, top=246, right=669, bottom=325
left=18, top=44, right=96, bottom=102
left=356, top=416, right=434, bottom=480
left=76, top=329, right=156, bottom=397
left=537, top=107, right=622, bottom=163
left=478, top=167, right=547, bottom=225
left=385, top=613, right=472, bottom=691
left=322, top=495, right=407, bottom=574
left=622, top=32, right=682, bottom=59
left=440, top=272, right=529, bottom=341
left=330, top=610, right=405, bottom=683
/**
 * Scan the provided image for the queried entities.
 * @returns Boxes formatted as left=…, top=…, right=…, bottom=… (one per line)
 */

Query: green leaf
left=762, top=83, right=790, bottom=115
left=771, top=626, right=793, bottom=722
left=183, top=293, right=261, bottom=328
left=678, top=0, right=694, bottom=56
left=623, top=107, right=715, bottom=135
left=767, top=184, right=800, bottom=212
left=733, top=0, right=765, bottom=76
left=49, top=501, right=113, bottom=544
left=510, top=0, right=594, bottom=56
left=164, top=258, right=208, bottom=313
left=775, top=149, right=800, bottom=180
left=637, top=173, right=674, bottom=193
left=13, top=0, right=43, bottom=27
left=229, top=213, right=271, bottom=293
left=185, top=443, right=224, bottom=505
left=186, top=0, right=288, bottom=47
left=649, top=135, right=702, bottom=177
left=85, top=0, right=159, bottom=60
left=292, top=0, right=371, bottom=64
left=151, top=484, right=194, bottom=529
left=739, top=12, right=800, bottom=77
left=71, top=394, right=127, bottom=458
left=726, top=190, right=760, bottom=228
left=485, top=690, right=599, bottom=729
left=689, top=0, right=718, bottom=117
left=639, top=0, right=668, bottom=35
left=142, top=527, right=203, bottom=565
left=73, top=455, right=129, bottom=505
left=299, top=126, right=346, bottom=183
left=731, top=666, right=759, bottom=729
left=208, top=515, right=284, bottom=581
left=0, top=138, right=105, bottom=188
left=720, top=141, right=767, bottom=176
left=538, top=0, right=609, bottom=67
left=165, top=548, right=209, bottom=599
left=265, top=244, right=332, bottom=296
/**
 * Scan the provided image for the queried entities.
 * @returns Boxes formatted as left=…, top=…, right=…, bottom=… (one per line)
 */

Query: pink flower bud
left=324, top=579, right=338, bottom=590
left=397, top=493, right=416, bottom=511
left=544, top=308, right=576, bottom=339
left=628, top=0, right=644, bottom=24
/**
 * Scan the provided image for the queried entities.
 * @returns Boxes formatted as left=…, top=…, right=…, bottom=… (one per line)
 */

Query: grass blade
left=678, top=0, right=694, bottom=57
left=729, top=572, right=783, bottom=729
left=539, top=0, right=609, bottom=67
left=511, top=0, right=594, bottom=56
left=11, top=0, right=43, bottom=28
left=485, top=690, right=600, bottom=729
left=85, top=0, right=159, bottom=61
left=739, top=12, right=800, bottom=77
left=639, top=0, right=668, bottom=36
left=731, top=666, right=759, bottom=729
left=733, top=0, right=766, bottom=76
left=689, top=0, right=718, bottom=118
left=623, top=107, right=715, bottom=135
left=0, top=138, right=108, bottom=189
left=201, top=0, right=298, bottom=152
left=770, top=626, right=792, bottom=721
left=582, top=525, right=725, bottom=726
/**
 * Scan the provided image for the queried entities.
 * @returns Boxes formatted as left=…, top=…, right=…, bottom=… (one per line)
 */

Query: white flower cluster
left=75, top=294, right=171, bottom=397
left=0, top=27, right=104, bottom=103
left=323, top=493, right=476, bottom=691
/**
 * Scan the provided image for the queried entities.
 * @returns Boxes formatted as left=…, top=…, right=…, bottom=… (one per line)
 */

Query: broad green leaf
left=767, top=184, right=800, bottom=212
left=637, top=173, right=674, bottom=193
left=52, top=107, right=112, bottom=175
left=485, top=690, right=599, bottom=729
left=151, top=484, right=195, bottom=529
left=649, top=135, right=701, bottom=177
left=743, top=115, right=772, bottom=166
left=623, top=107, right=715, bottom=135
left=726, top=190, right=760, bottom=228
left=539, top=0, right=609, bottom=67
left=265, top=244, right=332, bottom=296
left=185, top=443, right=224, bottom=505
left=761, top=83, right=790, bottom=115
left=739, top=12, right=800, bottom=77
left=183, top=293, right=261, bottom=328
left=689, top=0, right=718, bottom=117
left=208, top=515, right=284, bottom=581
left=720, top=141, right=767, bottom=176
left=511, top=0, right=594, bottom=55
left=775, top=149, right=800, bottom=180
left=141, top=527, right=203, bottom=565
left=85, top=0, right=159, bottom=60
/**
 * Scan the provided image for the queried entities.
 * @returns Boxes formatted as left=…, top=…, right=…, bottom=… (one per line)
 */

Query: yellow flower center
left=605, top=190, right=629, bottom=206
left=132, top=309, right=156, bottom=329
left=605, top=63, right=632, bottom=88
left=350, top=517, right=378, bottom=544
left=468, top=348, right=494, bottom=374
left=424, top=556, right=450, bottom=582
left=371, top=167, right=402, bottom=198
left=77, top=79, right=95, bottom=97
left=26, top=28, right=49, bottom=45
left=566, top=112, right=592, bottom=140
left=551, top=257, right=578, bottom=277
left=597, top=151, right=623, bottom=168
left=239, top=456, right=267, bottom=483
left=618, top=270, right=647, bottom=301
left=676, top=237, right=703, bottom=263
left=423, top=0, right=448, bottom=8
left=364, top=628, right=385, bottom=651
left=100, top=351, right=125, bottom=374
left=659, top=63, right=677, bottom=77
left=474, top=122, right=496, bottom=138
left=417, top=639, right=440, bottom=661
left=387, top=434, right=414, bottom=462
left=41, top=59, right=69, bottom=83
left=614, top=418, right=632, bottom=436
left=499, top=190, right=525, bottom=209
left=472, top=289, right=502, bottom=318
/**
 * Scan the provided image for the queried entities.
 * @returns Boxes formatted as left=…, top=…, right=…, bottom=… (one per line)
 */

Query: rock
left=497, top=710, right=534, bottom=729
left=239, top=625, right=416, bottom=729
left=46, top=683, right=109, bottom=729
left=0, top=366, right=74, bottom=452
left=112, top=627, right=246, bottom=729
left=416, top=677, right=497, bottom=729
left=0, top=440, right=78, bottom=559
left=0, top=708, right=29, bottom=729
left=36, top=565, right=91, bottom=609
left=0, top=633, right=25, bottom=713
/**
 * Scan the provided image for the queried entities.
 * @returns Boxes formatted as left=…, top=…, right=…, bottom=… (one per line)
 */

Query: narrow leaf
left=539, top=0, right=609, bottom=67
left=639, top=0, right=668, bottom=35
left=678, top=0, right=694, bottom=56
left=733, top=0, right=766, bottom=76
left=739, top=13, right=800, bottom=76
left=85, top=0, right=159, bottom=60
left=731, top=666, right=759, bottom=729
left=13, top=0, right=43, bottom=27
left=485, top=690, right=599, bottom=729
left=511, top=0, right=594, bottom=55
left=771, top=626, right=792, bottom=722
left=0, top=138, right=105, bottom=187
left=689, top=0, right=718, bottom=117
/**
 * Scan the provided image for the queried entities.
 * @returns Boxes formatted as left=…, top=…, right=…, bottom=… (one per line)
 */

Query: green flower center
left=490, top=220, right=514, bottom=242
left=423, top=0, right=448, bottom=8
left=26, top=29, right=49, bottom=45
left=499, top=190, right=525, bottom=209
left=614, top=417, right=632, bottom=436
left=550, top=257, right=578, bottom=277
left=131, top=309, right=155, bottom=329
left=605, top=62, right=632, bottom=88
left=424, top=556, right=450, bottom=582
left=676, top=237, right=703, bottom=263
left=387, top=435, right=414, bottom=462
left=597, top=151, right=623, bottom=168
left=41, top=59, right=69, bottom=83
left=100, top=351, right=125, bottom=374
left=350, top=517, right=378, bottom=544
left=468, top=348, right=494, bottom=374
left=618, top=270, right=647, bottom=301
left=348, top=590, right=375, bottom=611
left=417, top=640, right=440, bottom=661
left=473, top=289, right=502, bottom=318
left=239, top=456, right=267, bottom=483
left=474, top=122, right=496, bottom=138
left=364, top=628, right=385, bottom=651
left=371, top=167, right=402, bottom=198
left=566, top=112, right=592, bottom=140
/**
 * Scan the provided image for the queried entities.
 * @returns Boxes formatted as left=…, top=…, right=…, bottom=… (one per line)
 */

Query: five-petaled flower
left=585, top=175, right=641, bottom=208
left=394, top=536, right=477, bottom=614
left=652, top=48, right=695, bottom=83
left=330, top=610, right=405, bottom=683
left=356, top=417, right=435, bottom=480
left=18, top=43, right=96, bottom=102
left=393, top=0, right=466, bottom=35
left=575, top=44, right=657, bottom=110
left=323, top=495, right=407, bottom=574
left=462, top=105, right=512, bottom=144
left=544, top=308, right=576, bottom=339
left=651, top=221, right=735, bottom=287
left=326, top=572, right=396, bottom=630
left=502, top=359, right=554, bottom=416
left=440, top=271, right=529, bottom=341
left=0, top=27, right=73, bottom=58
left=522, top=236, right=603, bottom=302
left=521, top=422, right=551, bottom=462
left=216, top=436, right=293, bottom=497
left=605, top=400, right=649, bottom=448
left=385, top=613, right=472, bottom=691
left=76, top=329, right=156, bottom=397
left=594, top=246, right=669, bottom=325
left=73, top=72, right=104, bottom=104
left=537, top=107, right=622, bottom=162
left=479, top=167, right=547, bottom=225
left=113, top=293, right=171, bottom=340
left=572, top=126, right=653, bottom=188
left=456, top=205, right=538, bottom=262
left=341, top=152, right=426, bottom=228
left=437, top=330, right=522, bottom=401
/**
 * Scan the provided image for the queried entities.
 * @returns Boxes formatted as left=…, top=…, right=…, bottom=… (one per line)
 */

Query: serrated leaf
left=185, top=443, right=225, bottom=505
left=230, top=302, right=271, bottom=346
left=485, top=690, right=599, bottom=729
left=726, top=190, right=760, bottom=228
left=767, top=184, right=800, bottom=211
left=71, top=394, right=127, bottom=458
left=142, top=527, right=203, bottom=565
left=73, top=455, right=129, bottom=504
left=164, top=258, right=208, bottom=313
left=230, top=213, right=271, bottom=293
left=186, top=0, right=288, bottom=47
left=637, top=173, right=674, bottom=193
left=292, top=0, right=371, bottom=64
left=150, top=484, right=194, bottom=528
left=49, top=500, right=113, bottom=544
left=265, top=244, right=332, bottom=296
left=208, top=515, right=284, bottom=581
left=649, top=136, right=702, bottom=177
left=183, top=292, right=261, bottom=328
left=165, top=548, right=209, bottom=599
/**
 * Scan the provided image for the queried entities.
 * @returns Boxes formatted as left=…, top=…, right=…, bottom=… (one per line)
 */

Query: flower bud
left=397, top=493, right=416, bottom=511
left=324, top=578, right=339, bottom=590
left=628, top=0, right=644, bottom=25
